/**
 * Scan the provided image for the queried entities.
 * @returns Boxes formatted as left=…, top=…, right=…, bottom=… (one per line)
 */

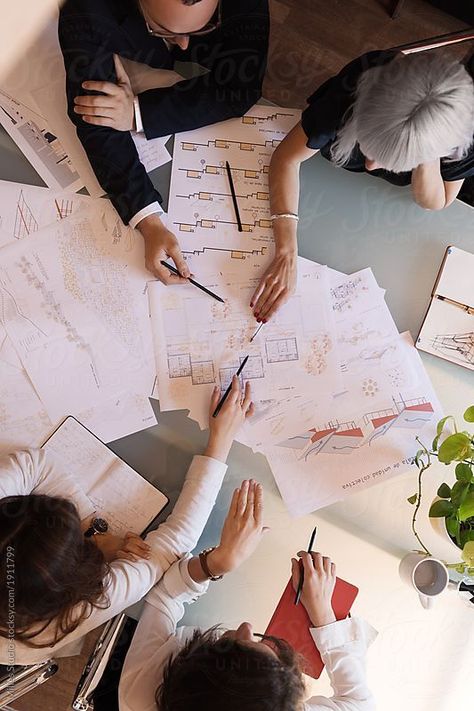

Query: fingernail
left=257, top=318, right=261, bottom=323
left=263, top=319, right=267, bottom=324
left=250, top=302, right=254, bottom=307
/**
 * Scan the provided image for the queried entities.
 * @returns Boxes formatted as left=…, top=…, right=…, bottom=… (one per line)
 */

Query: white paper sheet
left=131, top=133, right=172, bottom=173
left=168, top=105, right=301, bottom=253
left=0, top=179, right=92, bottom=248
left=266, top=333, right=442, bottom=516
left=149, top=258, right=341, bottom=440
left=0, top=201, right=155, bottom=420
left=43, top=417, right=167, bottom=535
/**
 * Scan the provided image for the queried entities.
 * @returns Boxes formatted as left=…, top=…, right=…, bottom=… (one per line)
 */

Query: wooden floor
left=10, top=2, right=470, bottom=710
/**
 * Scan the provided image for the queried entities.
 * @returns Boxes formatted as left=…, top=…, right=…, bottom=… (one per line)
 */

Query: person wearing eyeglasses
left=58, top=0, right=269, bottom=285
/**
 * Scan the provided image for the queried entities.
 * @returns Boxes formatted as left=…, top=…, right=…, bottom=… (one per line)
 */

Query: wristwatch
left=84, top=517, right=109, bottom=538
left=199, top=546, right=224, bottom=581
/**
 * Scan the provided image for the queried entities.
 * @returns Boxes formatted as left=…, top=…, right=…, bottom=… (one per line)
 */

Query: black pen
left=212, top=355, right=249, bottom=418
left=160, top=261, right=224, bottom=303
left=225, top=160, right=243, bottom=232
left=295, top=526, right=318, bottom=605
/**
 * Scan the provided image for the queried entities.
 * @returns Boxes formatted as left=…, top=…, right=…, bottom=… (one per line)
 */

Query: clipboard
left=417, top=245, right=474, bottom=371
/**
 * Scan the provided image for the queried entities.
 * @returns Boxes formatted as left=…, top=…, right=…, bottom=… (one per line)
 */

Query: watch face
left=93, top=518, right=109, bottom=534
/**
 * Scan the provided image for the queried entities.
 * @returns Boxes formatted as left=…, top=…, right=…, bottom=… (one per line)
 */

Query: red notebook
left=265, top=576, right=359, bottom=678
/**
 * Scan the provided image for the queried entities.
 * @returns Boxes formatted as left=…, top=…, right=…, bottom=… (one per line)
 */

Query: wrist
left=309, top=607, right=336, bottom=628
left=207, top=546, right=233, bottom=576
left=204, top=435, right=232, bottom=463
left=137, top=213, right=165, bottom=239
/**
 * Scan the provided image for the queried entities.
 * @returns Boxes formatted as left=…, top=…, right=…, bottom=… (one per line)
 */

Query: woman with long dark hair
left=0, top=378, right=253, bottom=665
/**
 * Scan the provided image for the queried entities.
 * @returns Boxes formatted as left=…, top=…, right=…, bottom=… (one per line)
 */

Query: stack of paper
left=149, top=107, right=443, bottom=517
left=0, top=180, right=157, bottom=455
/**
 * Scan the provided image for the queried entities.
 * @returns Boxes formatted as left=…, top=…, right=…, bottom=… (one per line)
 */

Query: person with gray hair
left=250, top=50, right=474, bottom=323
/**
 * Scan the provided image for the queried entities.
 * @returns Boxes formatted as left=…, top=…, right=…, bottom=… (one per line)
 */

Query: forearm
left=411, top=160, right=449, bottom=210
left=269, top=148, right=301, bottom=255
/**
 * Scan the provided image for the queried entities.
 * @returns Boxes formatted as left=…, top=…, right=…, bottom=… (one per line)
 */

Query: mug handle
left=419, top=593, right=434, bottom=609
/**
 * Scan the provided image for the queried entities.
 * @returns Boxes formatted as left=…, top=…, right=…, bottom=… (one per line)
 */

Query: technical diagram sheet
left=168, top=105, right=301, bottom=253
left=0, top=179, right=93, bottom=248
left=149, top=258, right=341, bottom=439
left=0, top=201, right=155, bottom=420
left=266, top=333, right=442, bottom=516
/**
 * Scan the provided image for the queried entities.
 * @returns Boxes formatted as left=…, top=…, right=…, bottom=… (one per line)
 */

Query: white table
left=1, top=128, right=473, bottom=711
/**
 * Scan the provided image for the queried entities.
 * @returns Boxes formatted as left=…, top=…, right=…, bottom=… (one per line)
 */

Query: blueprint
left=266, top=332, right=442, bottom=516
left=0, top=200, right=155, bottom=420
left=169, top=105, right=300, bottom=254
left=149, top=258, right=340, bottom=438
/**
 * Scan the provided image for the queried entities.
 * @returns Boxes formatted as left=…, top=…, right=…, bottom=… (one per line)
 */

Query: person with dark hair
left=58, top=0, right=269, bottom=285
left=119, top=534, right=376, bottom=710
left=0, top=378, right=254, bottom=665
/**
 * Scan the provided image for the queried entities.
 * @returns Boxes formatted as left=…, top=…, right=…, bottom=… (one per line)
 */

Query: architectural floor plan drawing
left=169, top=106, right=300, bottom=252
left=149, top=259, right=340, bottom=439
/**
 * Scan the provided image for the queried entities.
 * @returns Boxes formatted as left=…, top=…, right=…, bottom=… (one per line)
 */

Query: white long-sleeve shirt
left=0, top=449, right=227, bottom=665
left=119, top=557, right=377, bottom=711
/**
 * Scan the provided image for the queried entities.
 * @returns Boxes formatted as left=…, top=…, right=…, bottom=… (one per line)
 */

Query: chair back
left=0, top=660, right=58, bottom=707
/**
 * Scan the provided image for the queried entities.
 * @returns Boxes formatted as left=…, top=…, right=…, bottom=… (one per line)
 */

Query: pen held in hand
left=212, top=355, right=249, bottom=418
left=295, top=525, right=318, bottom=605
left=160, top=261, right=224, bottom=303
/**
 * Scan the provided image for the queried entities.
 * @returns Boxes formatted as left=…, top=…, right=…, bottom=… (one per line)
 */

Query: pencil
left=295, top=526, right=318, bottom=605
left=436, top=294, right=474, bottom=315
left=250, top=322, right=264, bottom=342
left=225, top=160, right=243, bottom=232
left=160, top=261, right=224, bottom=303
left=212, top=355, right=249, bottom=418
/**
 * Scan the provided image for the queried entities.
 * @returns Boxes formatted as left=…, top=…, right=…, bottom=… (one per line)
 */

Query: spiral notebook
left=43, top=416, right=169, bottom=535
left=417, top=246, right=474, bottom=371
left=265, top=575, right=359, bottom=679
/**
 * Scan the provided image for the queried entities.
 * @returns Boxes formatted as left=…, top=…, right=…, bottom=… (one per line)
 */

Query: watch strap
left=199, top=547, right=223, bottom=581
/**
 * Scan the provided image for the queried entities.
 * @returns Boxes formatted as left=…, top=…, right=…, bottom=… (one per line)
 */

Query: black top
left=59, top=0, right=269, bottom=224
left=301, top=50, right=474, bottom=187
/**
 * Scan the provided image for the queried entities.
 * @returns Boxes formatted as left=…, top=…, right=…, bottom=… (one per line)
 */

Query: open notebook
left=43, top=416, right=168, bottom=535
left=417, top=246, right=474, bottom=371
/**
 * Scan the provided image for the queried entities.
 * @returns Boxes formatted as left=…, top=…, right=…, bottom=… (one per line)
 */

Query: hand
left=91, top=531, right=151, bottom=563
left=291, top=552, right=337, bottom=627
left=205, top=378, right=254, bottom=462
left=137, top=214, right=190, bottom=283
left=209, top=480, right=268, bottom=575
left=74, top=55, right=135, bottom=131
left=251, top=251, right=297, bottom=322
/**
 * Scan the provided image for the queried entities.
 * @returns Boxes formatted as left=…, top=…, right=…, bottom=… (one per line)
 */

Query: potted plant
left=407, top=405, right=474, bottom=576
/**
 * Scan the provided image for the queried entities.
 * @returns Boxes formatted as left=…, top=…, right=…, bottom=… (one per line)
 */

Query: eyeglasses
left=140, top=0, right=222, bottom=39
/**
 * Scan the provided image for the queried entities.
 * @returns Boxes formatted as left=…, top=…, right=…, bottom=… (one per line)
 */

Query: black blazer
left=58, top=0, right=269, bottom=224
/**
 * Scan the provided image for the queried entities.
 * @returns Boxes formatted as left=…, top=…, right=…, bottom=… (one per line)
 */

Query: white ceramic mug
left=399, top=553, right=449, bottom=609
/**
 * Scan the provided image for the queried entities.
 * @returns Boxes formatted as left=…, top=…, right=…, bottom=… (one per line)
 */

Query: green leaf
left=429, top=499, right=455, bottom=517
left=438, top=433, right=472, bottom=464
left=407, top=494, right=418, bottom=505
left=455, top=462, right=473, bottom=482
left=432, top=435, right=440, bottom=452
left=446, top=517, right=460, bottom=539
left=436, top=415, right=453, bottom=437
left=459, top=493, right=474, bottom=522
left=437, top=483, right=451, bottom=498
left=451, top=481, right=470, bottom=508
left=463, top=406, right=474, bottom=423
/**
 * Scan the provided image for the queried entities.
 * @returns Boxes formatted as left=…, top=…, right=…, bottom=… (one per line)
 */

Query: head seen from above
left=140, top=0, right=220, bottom=50
left=157, top=625, right=306, bottom=711
left=331, top=52, right=474, bottom=173
left=0, top=494, right=108, bottom=647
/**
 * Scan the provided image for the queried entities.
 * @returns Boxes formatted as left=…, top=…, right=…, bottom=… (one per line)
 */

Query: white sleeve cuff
left=129, top=202, right=163, bottom=229
left=145, top=553, right=209, bottom=609
left=310, top=617, right=378, bottom=653
left=133, top=96, right=144, bottom=133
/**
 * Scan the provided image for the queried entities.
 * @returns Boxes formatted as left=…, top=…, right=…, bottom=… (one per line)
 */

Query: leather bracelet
left=199, top=547, right=224, bottom=581
left=270, top=212, right=299, bottom=222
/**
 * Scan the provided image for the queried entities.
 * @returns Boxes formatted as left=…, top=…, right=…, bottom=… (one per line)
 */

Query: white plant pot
left=429, top=496, right=462, bottom=556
